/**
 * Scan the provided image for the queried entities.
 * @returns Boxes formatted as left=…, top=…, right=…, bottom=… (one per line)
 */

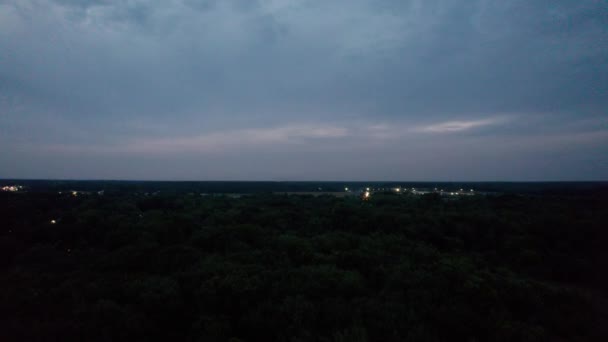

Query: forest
left=1, top=184, right=607, bottom=341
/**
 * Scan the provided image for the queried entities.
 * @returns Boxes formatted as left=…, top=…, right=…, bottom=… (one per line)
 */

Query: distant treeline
left=2, top=179, right=608, bottom=195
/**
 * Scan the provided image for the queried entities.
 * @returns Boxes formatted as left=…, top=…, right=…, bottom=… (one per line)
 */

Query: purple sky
left=1, top=0, right=607, bottom=180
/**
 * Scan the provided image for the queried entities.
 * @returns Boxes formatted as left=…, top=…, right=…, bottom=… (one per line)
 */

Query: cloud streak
left=416, top=117, right=507, bottom=133
left=40, top=123, right=350, bottom=155
left=124, top=124, right=350, bottom=154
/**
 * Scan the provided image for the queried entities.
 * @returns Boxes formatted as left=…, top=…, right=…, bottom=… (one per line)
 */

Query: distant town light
left=364, top=191, right=370, bottom=198
left=345, top=187, right=349, bottom=191
left=51, top=220, right=56, bottom=224
left=395, top=188, right=401, bottom=192
left=72, top=191, right=78, bottom=196
left=366, top=187, right=370, bottom=191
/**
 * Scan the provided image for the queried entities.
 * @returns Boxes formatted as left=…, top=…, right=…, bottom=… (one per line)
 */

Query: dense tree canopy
left=1, top=188, right=607, bottom=341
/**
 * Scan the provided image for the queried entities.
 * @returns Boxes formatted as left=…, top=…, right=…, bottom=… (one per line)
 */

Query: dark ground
left=1, top=181, right=607, bottom=341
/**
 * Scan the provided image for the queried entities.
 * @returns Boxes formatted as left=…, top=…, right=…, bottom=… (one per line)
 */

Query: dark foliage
left=1, top=188, right=607, bottom=341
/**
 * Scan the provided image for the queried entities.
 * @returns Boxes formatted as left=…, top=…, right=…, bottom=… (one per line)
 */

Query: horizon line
left=1, top=178, right=607, bottom=183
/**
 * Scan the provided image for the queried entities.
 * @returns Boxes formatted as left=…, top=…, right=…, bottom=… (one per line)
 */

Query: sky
left=1, top=0, right=607, bottom=181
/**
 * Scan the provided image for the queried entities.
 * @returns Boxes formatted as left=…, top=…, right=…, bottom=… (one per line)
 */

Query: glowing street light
left=51, top=220, right=56, bottom=224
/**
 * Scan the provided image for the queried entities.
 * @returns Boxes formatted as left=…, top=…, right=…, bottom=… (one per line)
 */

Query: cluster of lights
left=355, top=186, right=476, bottom=199
left=1, top=185, right=22, bottom=192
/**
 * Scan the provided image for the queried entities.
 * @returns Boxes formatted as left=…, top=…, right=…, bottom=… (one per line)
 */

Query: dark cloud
left=0, top=0, right=606, bottom=180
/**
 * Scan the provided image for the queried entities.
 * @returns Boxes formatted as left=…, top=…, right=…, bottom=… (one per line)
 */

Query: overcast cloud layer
left=1, top=0, right=607, bottom=180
